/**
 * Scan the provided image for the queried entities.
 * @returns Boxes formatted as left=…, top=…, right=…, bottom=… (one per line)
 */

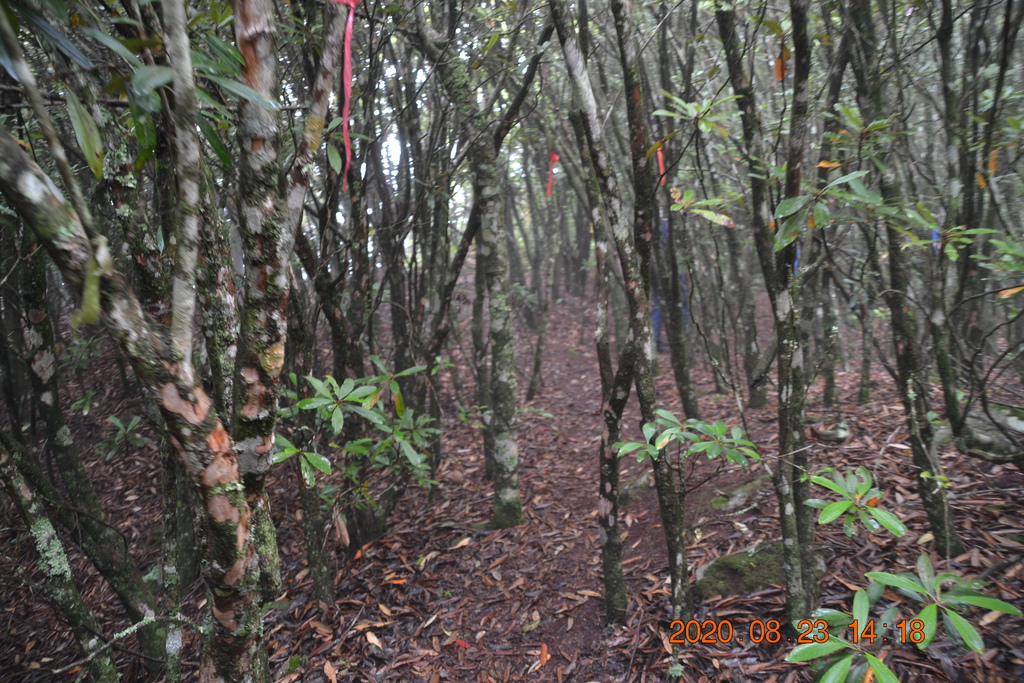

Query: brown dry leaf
left=449, top=537, right=471, bottom=550
left=324, top=660, right=337, bottom=683
left=539, top=643, right=550, bottom=668
left=979, top=610, right=1005, bottom=627
left=577, top=589, right=601, bottom=598
left=998, top=286, right=1024, bottom=300
left=333, top=509, right=350, bottom=547
left=310, top=620, right=332, bottom=636
left=366, top=632, right=382, bottom=649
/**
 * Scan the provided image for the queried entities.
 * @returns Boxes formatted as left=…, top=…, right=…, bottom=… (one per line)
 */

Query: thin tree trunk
left=848, top=0, right=963, bottom=556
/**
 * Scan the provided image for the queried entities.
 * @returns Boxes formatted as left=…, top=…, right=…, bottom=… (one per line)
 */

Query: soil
left=1, top=298, right=1023, bottom=682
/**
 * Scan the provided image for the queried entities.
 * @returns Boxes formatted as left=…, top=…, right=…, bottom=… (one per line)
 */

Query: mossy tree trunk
left=715, top=0, right=819, bottom=622
left=847, top=0, right=963, bottom=557
left=0, top=441, right=120, bottom=682
left=409, top=8, right=551, bottom=528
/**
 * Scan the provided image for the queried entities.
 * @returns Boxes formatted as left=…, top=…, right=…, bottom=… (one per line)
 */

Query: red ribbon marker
left=547, top=152, right=559, bottom=197
left=332, top=0, right=359, bottom=190
left=657, top=147, right=666, bottom=186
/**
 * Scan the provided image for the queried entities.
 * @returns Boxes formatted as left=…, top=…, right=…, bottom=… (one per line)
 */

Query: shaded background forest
left=1, top=0, right=1023, bottom=679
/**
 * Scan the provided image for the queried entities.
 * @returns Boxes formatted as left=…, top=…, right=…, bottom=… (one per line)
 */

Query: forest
left=0, top=0, right=1023, bottom=680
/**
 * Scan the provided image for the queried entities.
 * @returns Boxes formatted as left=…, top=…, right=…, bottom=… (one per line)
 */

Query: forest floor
left=2, top=298, right=1024, bottom=682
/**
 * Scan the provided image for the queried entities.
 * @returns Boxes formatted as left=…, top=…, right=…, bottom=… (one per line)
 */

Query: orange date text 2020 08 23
left=667, top=618, right=927, bottom=646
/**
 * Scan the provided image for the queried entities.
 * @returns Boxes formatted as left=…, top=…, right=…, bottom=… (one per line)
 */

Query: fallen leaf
left=366, top=632, right=382, bottom=649
left=998, top=286, right=1024, bottom=299
left=980, top=610, right=1004, bottom=627
left=324, top=661, right=337, bottom=683
left=450, top=537, right=471, bottom=550
left=917, top=532, right=934, bottom=545
left=522, top=618, right=541, bottom=633
left=540, top=643, right=550, bottom=667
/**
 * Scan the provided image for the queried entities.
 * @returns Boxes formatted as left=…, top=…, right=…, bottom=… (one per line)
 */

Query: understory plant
left=274, top=359, right=437, bottom=538
left=789, top=468, right=1021, bottom=680
left=614, top=408, right=760, bottom=467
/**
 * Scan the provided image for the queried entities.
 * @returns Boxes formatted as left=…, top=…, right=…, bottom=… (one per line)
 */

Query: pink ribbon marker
left=547, top=152, right=559, bottom=197
left=332, top=0, right=359, bottom=190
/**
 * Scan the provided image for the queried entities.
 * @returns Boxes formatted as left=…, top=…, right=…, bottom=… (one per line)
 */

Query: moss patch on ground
left=694, top=541, right=787, bottom=600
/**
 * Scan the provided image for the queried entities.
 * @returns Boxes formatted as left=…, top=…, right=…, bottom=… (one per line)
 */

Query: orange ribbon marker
left=332, top=0, right=359, bottom=190
left=657, top=147, right=666, bottom=186
left=547, top=152, right=559, bottom=197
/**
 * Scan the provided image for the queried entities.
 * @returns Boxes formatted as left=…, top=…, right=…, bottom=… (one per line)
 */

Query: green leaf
left=197, top=115, right=232, bottom=170
left=785, top=638, right=851, bottom=662
left=306, top=376, right=331, bottom=397
left=83, top=27, right=144, bottom=68
left=395, top=364, right=428, bottom=377
left=813, top=201, right=830, bottom=227
left=916, top=553, right=935, bottom=588
left=858, top=509, right=881, bottom=532
left=206, top=35, right=244, bottom=74
left=394, top=390, right=405, bottom=418
left=853, top=589, right=869, bottom=625
left=615, top=442, right=647, bottom=456
left=775, top=195, right=812, bottom=218
left=346, top=385, right=377, bottom=401
left=917, top=602, right=939, bottom=649
left=330, top=406, right=345, bottom=434
left=944, top=609, right=984, bottom=652
left=271, top=448, right=295, bottom=464
left=337, top=377, right=356, bottom=399
left=65, top=90, right=104, bottom=180
left=946, top=593, right=1022, bottom=615
left=824, top=169, right=870, bottom=191
left=811, top=475, right=848, bottom=496
left=18, top=6, right=94, bottom=69
left=131, top=65, right=173, bottom=112
left=642, top=423, right=657, bottom=443
left=810, top=608, right=854, bottom=628
left=655, top=408, right=682, bottom=425
left=299, top=455, right=315, bottom=486
left=837, top=105, right=862, bottom=129
left=774, top=207, right=808, bottom=251
left=691, top=209, right=735, bottom=227
left=819, top=654, right=855, bottom=683
left=864, top=654, right=899, bottom=683
left=400, top=439, right=425, bottom=468
left=303, top=450, right=332, bottom=475
left=865, top=572, right=928, bottom=595
left=348, top=404, right=387, bottom=427
left=867, top=507, right=908, bottom=537
left=819, top=500, right=853, bottom=524
left=297, top=397, right=334, bottom=411
left=855, top=467, right=872, bottom=494
left=204, top=73, right=280, bottom=110
left=327, top=143, right=342, bottom=174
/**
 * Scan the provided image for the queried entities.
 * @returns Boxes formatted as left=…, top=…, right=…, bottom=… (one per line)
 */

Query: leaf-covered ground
left=1, top=299, right=1023, bottom=681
